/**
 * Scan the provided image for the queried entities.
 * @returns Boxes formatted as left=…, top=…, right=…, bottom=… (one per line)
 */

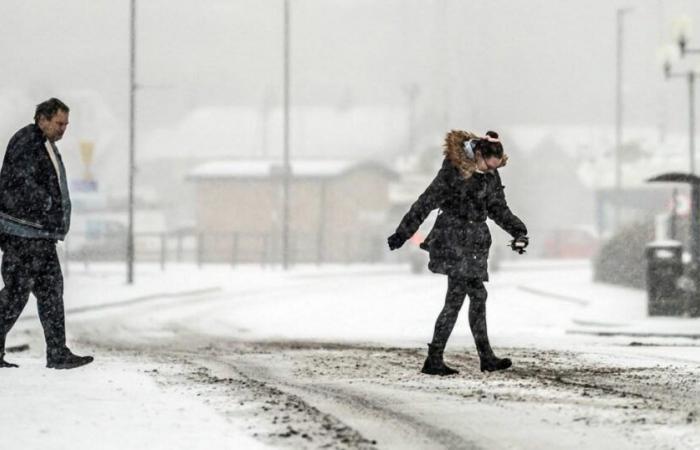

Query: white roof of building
left=188, top=159, right=393, bottom=180
left=140, top=106, right=409, bottom=163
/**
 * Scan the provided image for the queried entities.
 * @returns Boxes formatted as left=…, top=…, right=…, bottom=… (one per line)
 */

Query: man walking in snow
left=0, top=98, right=93, bottom=369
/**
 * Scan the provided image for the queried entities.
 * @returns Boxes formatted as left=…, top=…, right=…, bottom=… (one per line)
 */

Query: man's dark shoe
left=0, top=353, right=18, bottom=368
left=47, top=350, right=93, bottom=370
left=480, top=356, right=512, bottom=373
left=421, top=343, right=459, bottom=376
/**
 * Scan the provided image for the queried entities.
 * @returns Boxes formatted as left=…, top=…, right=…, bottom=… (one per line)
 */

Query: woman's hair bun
left=477, top=130, right=504, bottom=159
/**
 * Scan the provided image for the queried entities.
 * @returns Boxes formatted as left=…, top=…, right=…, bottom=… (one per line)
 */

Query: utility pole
left=282, top=0, right=291, bottom=269
left=404, top=84, right=420, bottom=154
left=614, top=7, right=632, bottom=231
left=689, top=72, right=696, bottom=175
left=127, top=0, right=136, bottom=284
left=261, top=88, right=274, bottom=158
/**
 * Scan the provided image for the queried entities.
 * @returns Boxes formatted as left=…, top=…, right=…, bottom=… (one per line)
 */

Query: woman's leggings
left=430, top=275, right=495, bottom=358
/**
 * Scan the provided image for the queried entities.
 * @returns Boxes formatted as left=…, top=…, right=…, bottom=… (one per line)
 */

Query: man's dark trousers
left=0, top=235, right=66, bottom=354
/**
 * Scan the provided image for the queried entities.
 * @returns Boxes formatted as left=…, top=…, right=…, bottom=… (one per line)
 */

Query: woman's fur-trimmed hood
left=442, top=130, right=508, bottom=180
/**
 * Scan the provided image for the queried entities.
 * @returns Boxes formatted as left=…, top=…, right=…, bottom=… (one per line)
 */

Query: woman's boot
left=421, top=343, right=459, bottom=376
left=0, top=352, right=18, bottom=368
left=0, top=334, right=16, bottom=368
left=469, top=300, right=511, bottom=373
left=479, top=356, right=512, bottom=372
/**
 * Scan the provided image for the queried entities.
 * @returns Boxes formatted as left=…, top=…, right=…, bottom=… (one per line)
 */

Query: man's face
left=39, top=110, right=69, bottom=142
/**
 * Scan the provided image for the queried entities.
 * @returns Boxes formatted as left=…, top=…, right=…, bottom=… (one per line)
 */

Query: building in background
left=188, top=159, right=397, bottom=263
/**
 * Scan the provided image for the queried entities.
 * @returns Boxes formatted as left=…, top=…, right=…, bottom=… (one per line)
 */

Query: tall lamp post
left=127, top=0, right=136, bottom=284
left=663, top=60, right=698, bottom=175
left=281, top=0, right=291, bottom=270
left=614, top=8, right=632, bottom=230
left=666, top=17, right=699, bottom=175
left=663, top=18, right=700, bottom=264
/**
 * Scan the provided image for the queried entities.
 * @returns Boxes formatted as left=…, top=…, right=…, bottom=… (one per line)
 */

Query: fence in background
left=60, top=231, right=386, bottom=271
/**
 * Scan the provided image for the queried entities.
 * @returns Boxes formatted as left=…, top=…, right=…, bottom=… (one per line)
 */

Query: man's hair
left=474, top=130, right=503, bottom=159
left=34, top=98, right=69, bottom=124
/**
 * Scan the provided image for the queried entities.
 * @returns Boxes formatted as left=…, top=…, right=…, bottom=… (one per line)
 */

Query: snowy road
left=72, top=337, right=700, bottom=450
left=5, top=262, right=700, bottom=449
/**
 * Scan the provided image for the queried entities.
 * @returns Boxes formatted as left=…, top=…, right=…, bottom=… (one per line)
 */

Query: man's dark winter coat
left=0, top=124, right=70, bottom=239
left=393, top=138, right=527, bottom=280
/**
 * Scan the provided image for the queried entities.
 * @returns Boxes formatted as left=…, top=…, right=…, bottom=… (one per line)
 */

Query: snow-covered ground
left=2, top=260, right=700, bottom=449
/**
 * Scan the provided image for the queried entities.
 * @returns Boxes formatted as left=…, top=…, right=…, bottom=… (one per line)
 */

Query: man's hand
left=387, top=233, right=405, bottom=251
left=510, top=236, right=529, bottom=254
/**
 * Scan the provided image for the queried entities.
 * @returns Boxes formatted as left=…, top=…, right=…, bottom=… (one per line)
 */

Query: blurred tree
left=593, top=219, right=654, bottom=289
left=499, top=135, right=594, bottom=234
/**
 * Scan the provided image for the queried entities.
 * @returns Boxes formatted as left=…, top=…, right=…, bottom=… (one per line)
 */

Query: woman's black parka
left=393, top=134, right=527, bottom=280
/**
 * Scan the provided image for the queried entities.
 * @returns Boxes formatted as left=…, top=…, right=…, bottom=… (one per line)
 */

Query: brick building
left=188, top=159, right=397, bottom=263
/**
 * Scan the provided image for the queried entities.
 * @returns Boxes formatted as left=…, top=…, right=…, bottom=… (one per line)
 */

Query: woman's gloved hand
left=387, top=233, right=406, bottom=251
left=510, top=236, right=529, bottom=254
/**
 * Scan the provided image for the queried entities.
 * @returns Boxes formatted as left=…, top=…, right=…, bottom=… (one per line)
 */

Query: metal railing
left=59, top=230, right=386, bottom=271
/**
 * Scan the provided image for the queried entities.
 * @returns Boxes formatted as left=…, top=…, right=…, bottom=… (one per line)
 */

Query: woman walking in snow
left=387, top=130, right=528, bottom=375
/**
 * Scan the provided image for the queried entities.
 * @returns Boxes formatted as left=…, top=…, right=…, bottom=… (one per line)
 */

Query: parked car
left=541, top=226, right=599, bottom=259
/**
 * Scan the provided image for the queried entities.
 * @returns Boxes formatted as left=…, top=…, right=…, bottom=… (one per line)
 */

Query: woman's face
left=483, top=155, right=503, bottom=170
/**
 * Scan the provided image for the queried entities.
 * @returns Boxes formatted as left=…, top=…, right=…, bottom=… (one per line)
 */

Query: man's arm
left=1, top=134, right=52, bottom=213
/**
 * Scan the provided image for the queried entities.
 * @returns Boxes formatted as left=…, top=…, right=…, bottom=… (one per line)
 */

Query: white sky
left=2, top=0, right=700, bottom=135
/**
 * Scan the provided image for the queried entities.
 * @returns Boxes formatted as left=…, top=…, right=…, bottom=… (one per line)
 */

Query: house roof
left=188, top=159, right=397, bottom=180
left=140, top=106, right=410, bottom=163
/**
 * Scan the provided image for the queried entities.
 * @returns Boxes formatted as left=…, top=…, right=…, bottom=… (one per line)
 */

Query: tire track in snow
left=224, top=357, right=478, bottom=450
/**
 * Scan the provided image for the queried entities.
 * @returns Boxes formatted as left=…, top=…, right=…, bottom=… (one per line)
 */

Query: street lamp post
left=664, top=64, right=697, bottom=175
left=664, top=23, right=700, bottom=264
left=676, top=16, right=700, bottom=59
left=675, top=24, right=700, bottom=177
left=127, top=0, right=136, bottom=284
left=282, top=0, right=291, bottom=270
left=615, top=8, right=632, bottom=230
